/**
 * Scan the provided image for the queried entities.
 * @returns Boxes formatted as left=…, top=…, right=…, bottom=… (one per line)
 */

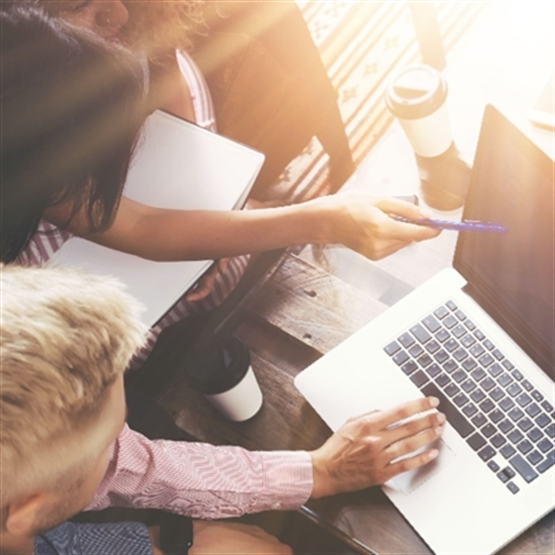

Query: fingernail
left=419, top=207, right=433, bottom=218
left=429, top=396, right=440, bottom=407
left=429, top=448, right=439, bottom=459
left=437, top=413, right=446, bottom=424
left=435, top=425, right=444, bottom=435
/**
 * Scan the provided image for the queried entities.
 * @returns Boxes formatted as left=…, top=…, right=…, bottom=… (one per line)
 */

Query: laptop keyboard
left=384, top=299, right=555, bottom=495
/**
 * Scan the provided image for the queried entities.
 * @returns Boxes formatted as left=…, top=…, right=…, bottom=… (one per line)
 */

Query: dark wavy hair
left=1, top=6, right=147, bottom=262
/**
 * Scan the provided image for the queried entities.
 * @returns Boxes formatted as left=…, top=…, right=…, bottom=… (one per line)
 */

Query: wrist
left=297, top=197, right=340, bottom=246
left=147, top=525, right=163, bottom=555
left=309, top=448, right=335, bottom=499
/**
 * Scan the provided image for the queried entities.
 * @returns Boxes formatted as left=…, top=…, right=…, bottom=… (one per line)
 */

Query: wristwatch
left=159, top=513, right=193, bottom=555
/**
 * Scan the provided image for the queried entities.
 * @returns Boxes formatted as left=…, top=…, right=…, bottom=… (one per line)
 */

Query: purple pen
left=393, top=216, right=507, bottom=233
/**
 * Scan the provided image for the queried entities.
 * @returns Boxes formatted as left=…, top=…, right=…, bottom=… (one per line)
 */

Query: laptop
left=52, top=110, right=264, bottom=326
left=295, top=104, right=554, bottom=554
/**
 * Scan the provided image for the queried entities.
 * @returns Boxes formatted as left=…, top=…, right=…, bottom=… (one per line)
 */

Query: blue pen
left=393, top=216, right=508, bottom=233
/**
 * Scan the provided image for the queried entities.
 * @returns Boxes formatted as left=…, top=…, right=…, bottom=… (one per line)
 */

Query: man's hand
left=310, top=396, right=445, bottom=498
left=189, top=521, right=292, bottom=555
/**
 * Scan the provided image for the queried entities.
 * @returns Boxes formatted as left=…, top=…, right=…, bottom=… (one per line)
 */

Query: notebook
left=295, top=105, right=554, bottom=554
left=52, top=110, right=264, bottom=326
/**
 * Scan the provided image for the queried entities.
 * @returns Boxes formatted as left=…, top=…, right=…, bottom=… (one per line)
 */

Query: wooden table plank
left=246, top=252, right=389, bottom=354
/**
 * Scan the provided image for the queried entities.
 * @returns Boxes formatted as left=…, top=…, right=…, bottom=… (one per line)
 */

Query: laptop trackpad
left=385, top=438, right=456, bottom=494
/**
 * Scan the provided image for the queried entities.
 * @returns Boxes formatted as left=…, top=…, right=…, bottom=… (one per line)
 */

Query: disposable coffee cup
left=385, top=64, right=470, bottom=211
left=185, top=336, right=263, bottom=422
left=385, top=64, right=452, bottom=158
left=204, top=366, right=262, bottom=422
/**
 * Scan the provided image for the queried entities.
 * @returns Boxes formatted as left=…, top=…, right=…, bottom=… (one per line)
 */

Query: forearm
left=88, top=199, right=337, bottom=262
left=47, top=192, right=438, bottom=263
left=88, top=425, right=313, bottom=519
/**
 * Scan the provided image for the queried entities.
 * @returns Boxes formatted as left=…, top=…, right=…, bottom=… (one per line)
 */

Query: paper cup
left=204, top=366, right=263, bottom=422
left=185, top=336, right=263, bottom=422
left=385, top=64, right=452, bottom=157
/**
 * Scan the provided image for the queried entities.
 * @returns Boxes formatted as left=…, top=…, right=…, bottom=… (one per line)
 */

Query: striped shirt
left=17, top=51, right=249, bottom=367
left=177, top=50, right=217, bottom=132
left=88, top=424, right=313, bottom=518
left=35, top=521, right=152, bottom=555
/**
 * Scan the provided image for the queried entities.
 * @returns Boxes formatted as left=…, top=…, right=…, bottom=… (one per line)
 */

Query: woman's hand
left=190, top=521, right=292, bottom=555
left=149, top=521, right=292, bottom=555
left=322, top=192, right=441, bottom=260
left=184, top=259, right=230, bottom=302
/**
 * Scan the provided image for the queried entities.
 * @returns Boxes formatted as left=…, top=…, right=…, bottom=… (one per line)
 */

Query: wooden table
left=158, top=4, right=554, bottom=553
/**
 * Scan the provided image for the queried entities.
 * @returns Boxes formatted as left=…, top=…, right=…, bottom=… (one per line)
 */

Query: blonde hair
left=0, top=264, right=148, bottom=503
left=120, top=0, right=205, bottom=65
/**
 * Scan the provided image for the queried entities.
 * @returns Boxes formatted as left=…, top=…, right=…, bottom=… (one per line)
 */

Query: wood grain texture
left=307, top=490, right=431, bottom=555
left=500, top=512, right=555, bottom=555
left=158, top=313, right=331, bottom=452
left=246, top=252, right=388, bottom=354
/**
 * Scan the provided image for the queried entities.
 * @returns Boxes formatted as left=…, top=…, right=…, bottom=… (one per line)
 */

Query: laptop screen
left=454, top=105, right=554, bottom=379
